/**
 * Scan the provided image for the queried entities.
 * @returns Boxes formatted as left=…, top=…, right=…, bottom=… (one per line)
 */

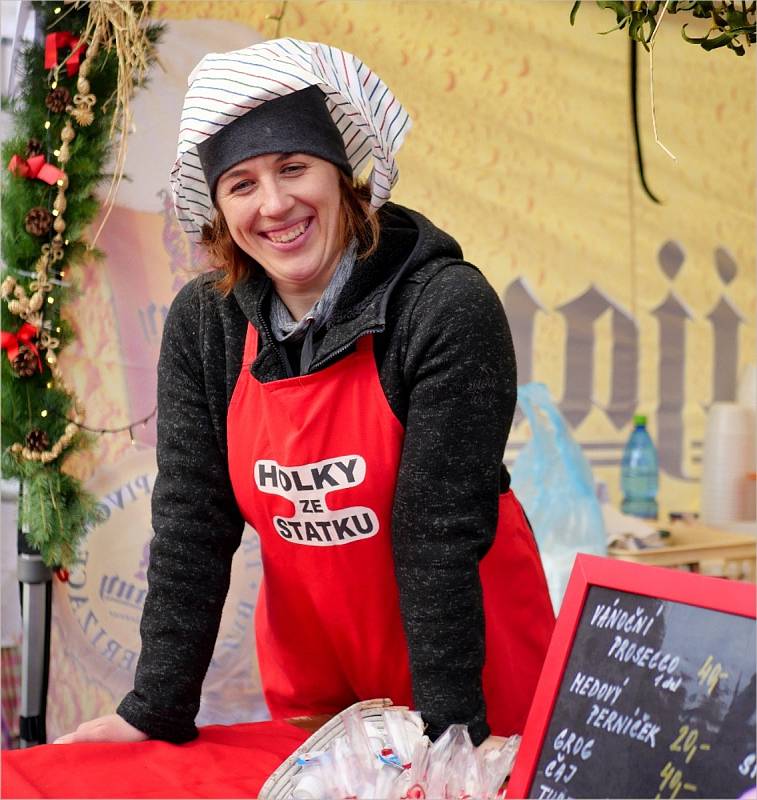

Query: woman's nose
left=258, top=178, right=294, bottom=217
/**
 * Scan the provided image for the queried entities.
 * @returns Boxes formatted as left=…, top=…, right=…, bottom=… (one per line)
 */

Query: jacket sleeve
left=391, top=262, right=516, bottom=746
left=117, top=280, right=245, bottom=742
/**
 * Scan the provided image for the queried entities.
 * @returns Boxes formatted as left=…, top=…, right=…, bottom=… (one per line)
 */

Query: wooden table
left=608, top=521, right=756, bottom=582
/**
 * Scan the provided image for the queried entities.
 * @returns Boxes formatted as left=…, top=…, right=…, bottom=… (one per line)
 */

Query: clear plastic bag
left=285, top=706, right=520, bottom=800
left=510, top=382, right=607, bottom=612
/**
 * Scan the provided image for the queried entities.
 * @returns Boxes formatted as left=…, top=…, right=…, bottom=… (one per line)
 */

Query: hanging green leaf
left=570, top=1, right=582, bottom=26
left=571, top=0, right=755, bottom=54
left=597, top=1, right=632, bottom=25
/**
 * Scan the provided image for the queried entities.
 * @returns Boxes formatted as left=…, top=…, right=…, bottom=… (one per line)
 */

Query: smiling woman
left=202, top=159, right=380, bottom=307
left=55, top=38, right=555, bottom=762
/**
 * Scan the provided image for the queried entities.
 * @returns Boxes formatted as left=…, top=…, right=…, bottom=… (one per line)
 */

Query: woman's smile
left=259, top=216, right=312, bottom=246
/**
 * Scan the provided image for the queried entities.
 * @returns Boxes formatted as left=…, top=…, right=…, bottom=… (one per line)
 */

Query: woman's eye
left=229, top=179, right=254, bottom=194
left=281, top=163, right=305, bottom=175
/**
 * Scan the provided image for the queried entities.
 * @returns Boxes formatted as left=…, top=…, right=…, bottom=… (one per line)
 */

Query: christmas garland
left=1, top=1, right=162, bottom=568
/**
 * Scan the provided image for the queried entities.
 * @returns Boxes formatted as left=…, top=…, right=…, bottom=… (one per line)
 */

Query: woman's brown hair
left=201, top=173, right=381, bottom=296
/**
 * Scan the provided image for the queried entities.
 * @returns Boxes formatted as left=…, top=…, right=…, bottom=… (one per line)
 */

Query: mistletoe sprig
left=1, top=1, right=162, bottom=567
left=571, top=1, right=756, bottom=56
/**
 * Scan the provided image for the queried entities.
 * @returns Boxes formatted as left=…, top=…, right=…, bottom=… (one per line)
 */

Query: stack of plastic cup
left=737, top=363, right=756, bottom=409
left=737, top=363, right=757, bottom=526
left=700, top=402, right=756, bottom=525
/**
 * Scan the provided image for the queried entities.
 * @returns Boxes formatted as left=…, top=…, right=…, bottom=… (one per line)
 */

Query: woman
left=56, top=38, right=554, bottom=749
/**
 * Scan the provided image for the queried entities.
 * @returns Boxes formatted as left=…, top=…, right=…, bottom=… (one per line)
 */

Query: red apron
left=227, top=325, right=554, bottom=734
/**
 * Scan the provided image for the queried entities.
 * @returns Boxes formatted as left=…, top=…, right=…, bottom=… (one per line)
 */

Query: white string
left=649, top=0, right=678, bottom=161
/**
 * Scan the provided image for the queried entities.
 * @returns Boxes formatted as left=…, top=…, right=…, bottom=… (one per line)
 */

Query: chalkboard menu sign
left=507, top=554, right=756, bottom=799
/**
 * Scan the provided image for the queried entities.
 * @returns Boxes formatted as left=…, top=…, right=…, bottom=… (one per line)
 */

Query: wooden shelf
left=608, top=522, right=756, bottom=582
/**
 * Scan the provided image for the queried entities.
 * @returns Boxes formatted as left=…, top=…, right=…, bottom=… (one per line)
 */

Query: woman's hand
left=53, top=714, right=148, bottom=744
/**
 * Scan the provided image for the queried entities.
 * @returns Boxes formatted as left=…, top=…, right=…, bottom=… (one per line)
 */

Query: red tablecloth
left=1, top=721, right=309, bottom=798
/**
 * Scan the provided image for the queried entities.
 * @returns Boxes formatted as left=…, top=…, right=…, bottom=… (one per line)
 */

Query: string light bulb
left=53, top=149, right=61, bottom=157
left=48, top=406, right=156, bottom=439
left=44, top=121, right=51, bottom=129
left=47, top=382, right=53, bottom=389
left=54, top=7, right=61, bottom=13
left=47, top=296, right=55, bottom=304
left=41, top=410, right=48, bottom=418
left=51, top=81, right=58, bottom=89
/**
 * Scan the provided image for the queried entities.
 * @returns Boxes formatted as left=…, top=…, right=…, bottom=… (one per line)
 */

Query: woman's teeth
left=267, top=220, right=310, bottom=244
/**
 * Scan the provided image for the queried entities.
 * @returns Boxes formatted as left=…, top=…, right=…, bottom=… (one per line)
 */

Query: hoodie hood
left=332, top=203, right=464, bottom=323
left=232, top=202, right=465, bottom=378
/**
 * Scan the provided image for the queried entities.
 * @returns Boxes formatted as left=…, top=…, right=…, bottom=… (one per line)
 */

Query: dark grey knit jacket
left=116, top=203, right=516, bottom=746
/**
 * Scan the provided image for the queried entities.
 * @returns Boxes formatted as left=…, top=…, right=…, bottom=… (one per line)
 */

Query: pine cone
left=25, top=207, right=53, bottom=237
left=25, top=428, right=50, bottom=452
left=26, top=137, right=44, bottom=158
left=11, top=346, right=39, bottom=377
left=45, top=87, right=72, bottom=114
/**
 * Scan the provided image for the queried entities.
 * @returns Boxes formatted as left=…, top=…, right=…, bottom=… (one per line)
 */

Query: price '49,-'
left=698, top=655, right=728, bottom=696
left=656, top=760, right=698, bottom=799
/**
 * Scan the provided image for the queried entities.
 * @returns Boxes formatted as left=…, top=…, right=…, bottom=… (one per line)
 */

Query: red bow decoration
left=44, top=32, right=85, bottom=77
left=8, top=154, right=66, bottom=186
left=1, top=323, right=42, bottom=371
left=55, top=568, right=70, bottom=583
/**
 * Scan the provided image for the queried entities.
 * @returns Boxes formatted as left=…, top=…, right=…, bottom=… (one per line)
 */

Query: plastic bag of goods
left=510, top=382, right=606, bottom=612
left=259, top=701, right=521, bottom=800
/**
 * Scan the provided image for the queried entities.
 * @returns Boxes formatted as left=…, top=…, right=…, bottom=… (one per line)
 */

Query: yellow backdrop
left=151, top=0, right=755, bottom=514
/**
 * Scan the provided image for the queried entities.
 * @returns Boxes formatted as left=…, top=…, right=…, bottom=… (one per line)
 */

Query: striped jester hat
left=172, top=38, right=412, bottom=243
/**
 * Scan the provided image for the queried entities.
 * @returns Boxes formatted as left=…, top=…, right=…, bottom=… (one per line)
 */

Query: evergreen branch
left=1, top=2, right=163, bottom=567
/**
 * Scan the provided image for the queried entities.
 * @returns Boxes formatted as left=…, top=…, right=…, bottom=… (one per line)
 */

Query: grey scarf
left=268, top=239, right=358, bottom=374
left=269, top=238, right=357, bottom=344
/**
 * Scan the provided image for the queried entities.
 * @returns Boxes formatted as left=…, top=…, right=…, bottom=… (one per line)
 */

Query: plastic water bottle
left=621, top=414, right=659, bottom=519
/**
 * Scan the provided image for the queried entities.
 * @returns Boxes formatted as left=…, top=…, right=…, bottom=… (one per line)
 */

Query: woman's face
left=215, top=153, right=344, bottom=298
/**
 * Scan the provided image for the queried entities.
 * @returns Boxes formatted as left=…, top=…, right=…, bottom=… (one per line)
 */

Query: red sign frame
left=506, top=553, right=757, bottom=799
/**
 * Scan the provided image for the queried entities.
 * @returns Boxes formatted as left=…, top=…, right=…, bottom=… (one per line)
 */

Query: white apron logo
left=254, top=455, right=379, bottom=546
